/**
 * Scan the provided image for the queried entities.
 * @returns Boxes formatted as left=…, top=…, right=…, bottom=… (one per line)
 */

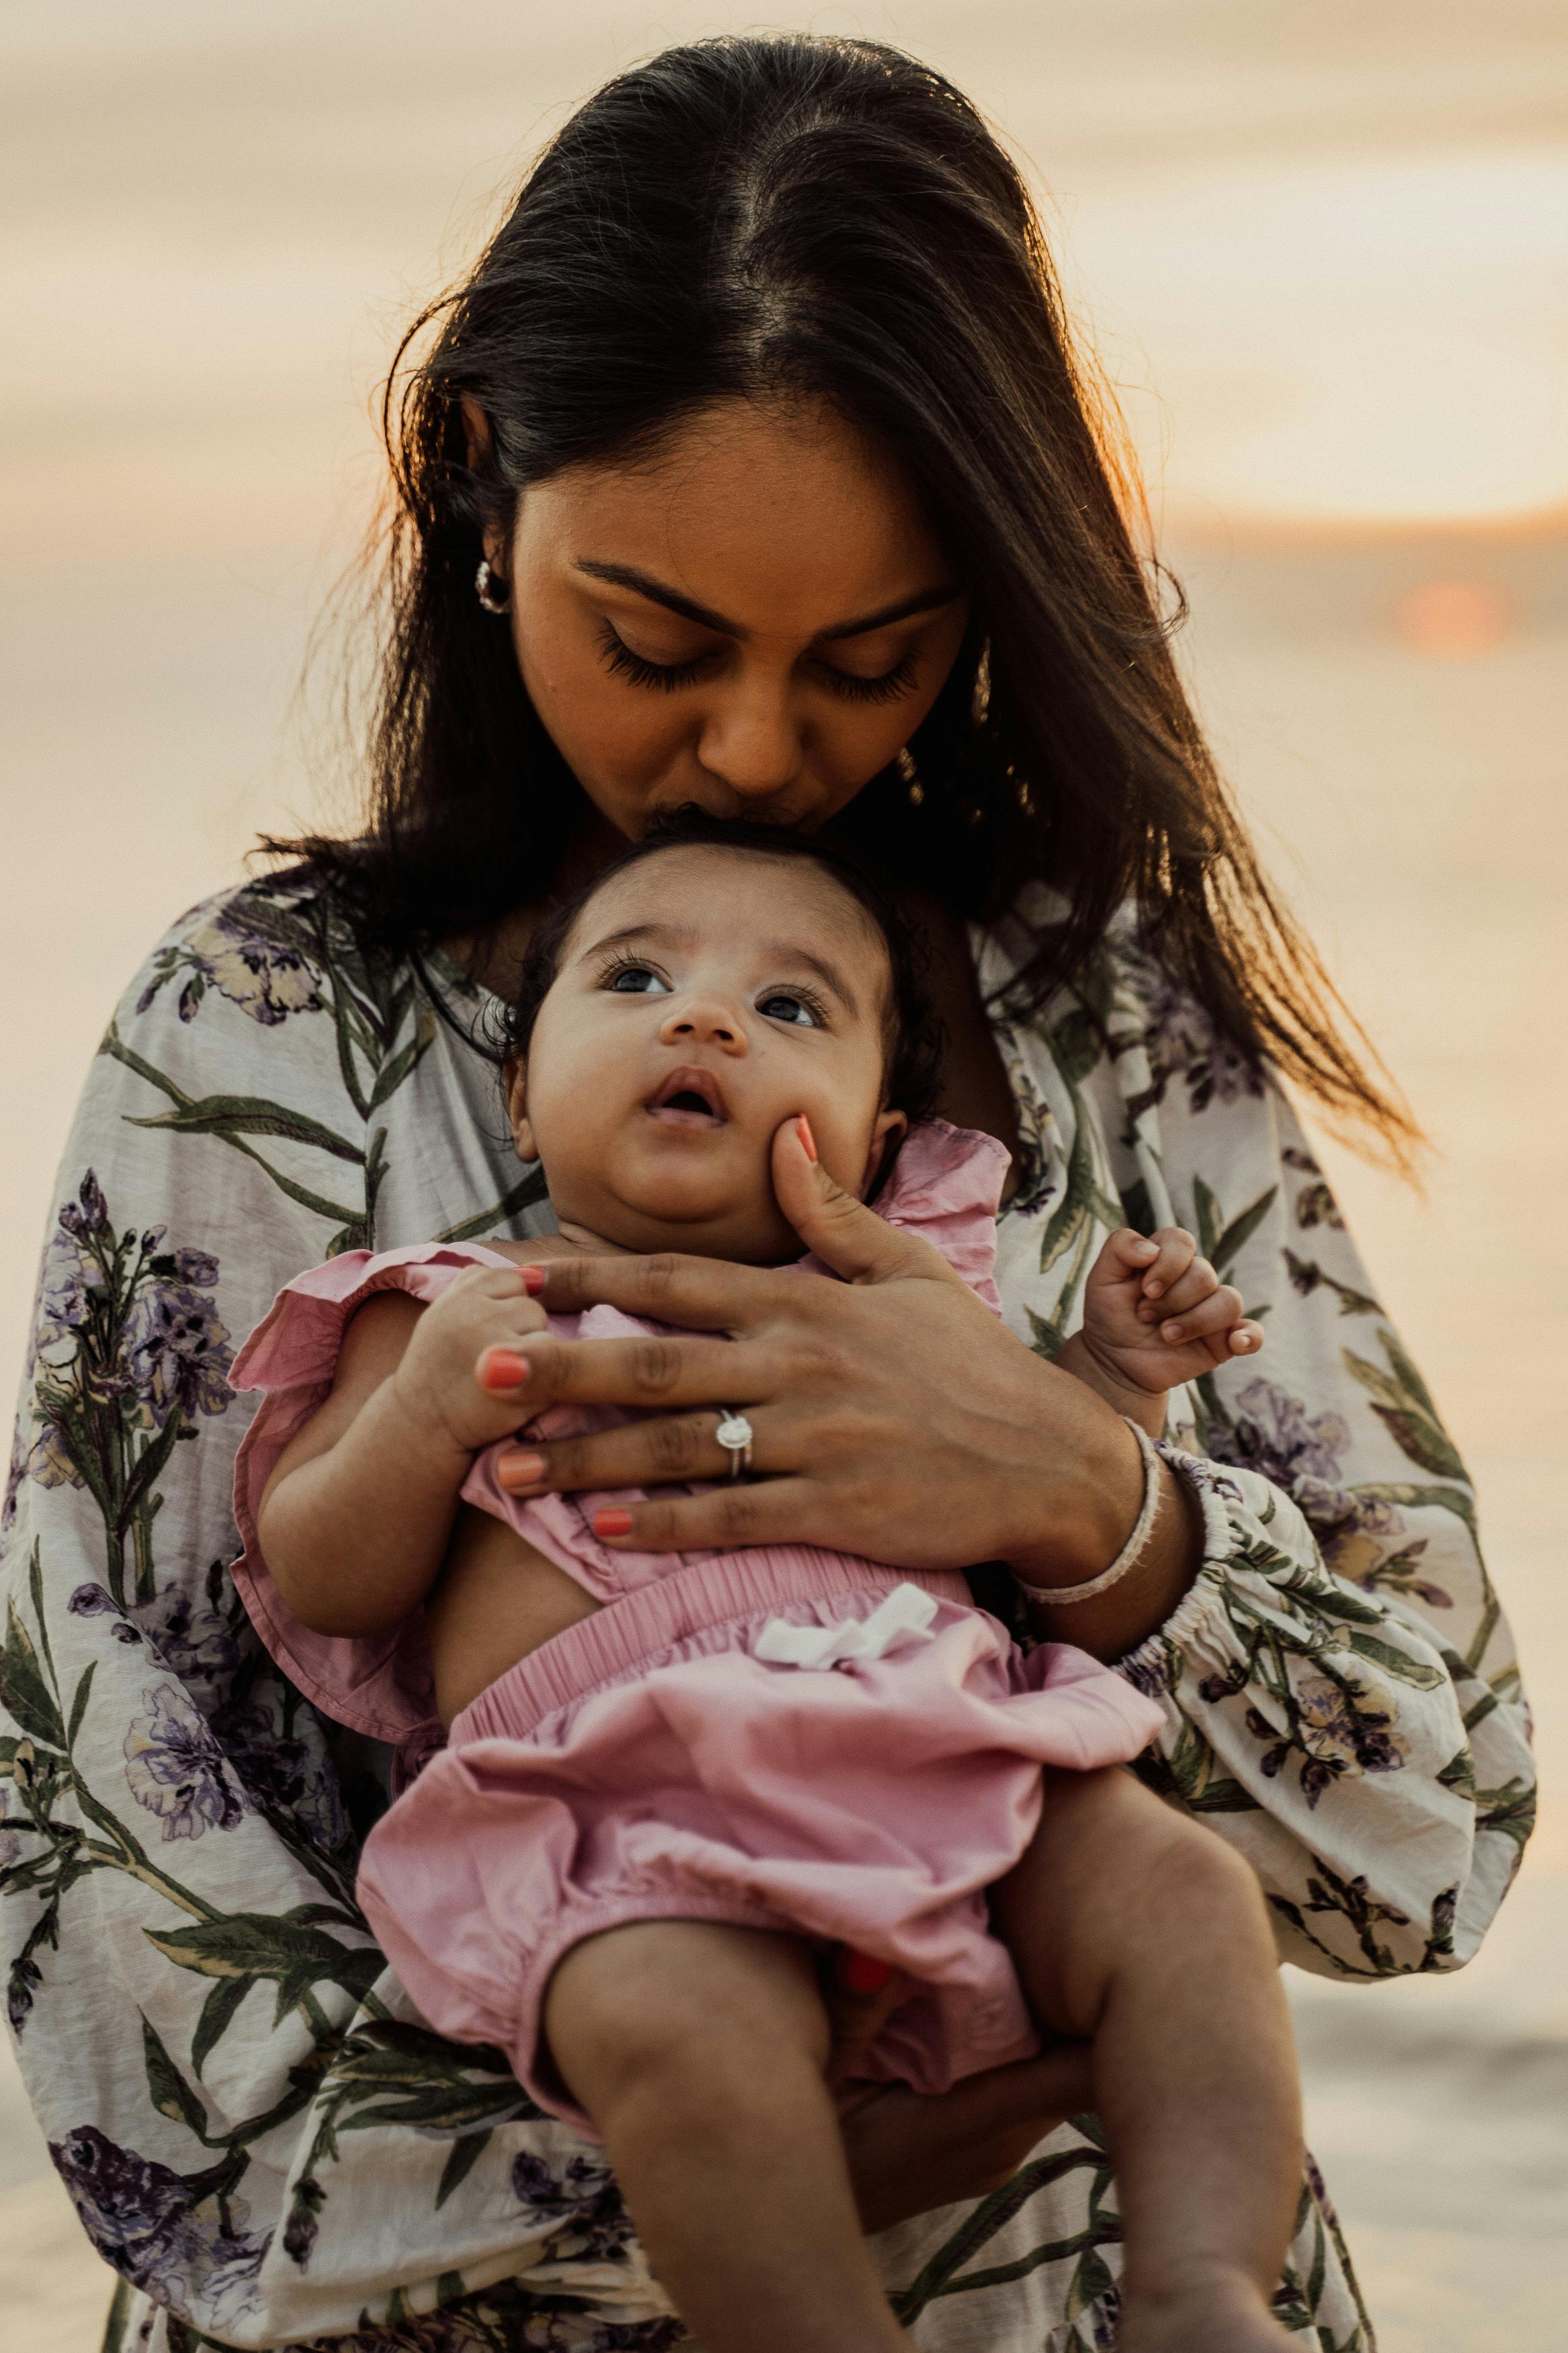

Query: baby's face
left=511, top=845, right=906, bottom=1263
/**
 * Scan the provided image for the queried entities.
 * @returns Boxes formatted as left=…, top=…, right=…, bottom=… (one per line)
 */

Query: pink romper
left=230, top=1121, right=1164, bottom=2132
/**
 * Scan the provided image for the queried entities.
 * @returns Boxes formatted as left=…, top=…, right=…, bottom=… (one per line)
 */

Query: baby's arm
left=1055, top=1227, right=1264, bottom=1437
left=255, top=1266, right=548, bottom=1638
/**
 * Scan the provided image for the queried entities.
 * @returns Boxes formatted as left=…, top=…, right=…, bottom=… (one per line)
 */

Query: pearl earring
left=475, top=559, right=510, bottom=615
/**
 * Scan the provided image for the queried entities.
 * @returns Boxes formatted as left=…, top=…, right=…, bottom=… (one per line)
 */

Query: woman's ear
left=505, top=1060, right=538, bottom=1164
left=860, top=1108, right=908, bottom=1198
left=459, top=395, right=509, bottom=576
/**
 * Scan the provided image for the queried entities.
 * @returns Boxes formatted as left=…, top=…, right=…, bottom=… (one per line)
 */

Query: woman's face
left=481, top=397, right=969, bottom=840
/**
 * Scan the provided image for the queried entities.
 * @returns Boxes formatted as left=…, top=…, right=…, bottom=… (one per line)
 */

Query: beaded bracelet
left=1020, top=1418, right=1164, bottom=1607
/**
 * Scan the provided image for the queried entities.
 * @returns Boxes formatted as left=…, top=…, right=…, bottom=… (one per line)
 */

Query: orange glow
left=1393, top=580, right=1512, bottom=659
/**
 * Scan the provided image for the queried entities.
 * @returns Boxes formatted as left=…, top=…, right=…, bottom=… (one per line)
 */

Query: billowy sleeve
left=1, top=875, right=667, bottom=2346
left=1110, top=992, right=1533, bottom=1980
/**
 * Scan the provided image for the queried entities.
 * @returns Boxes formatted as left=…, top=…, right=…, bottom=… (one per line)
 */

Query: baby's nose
left=659, top=998, right=749, bottom=1053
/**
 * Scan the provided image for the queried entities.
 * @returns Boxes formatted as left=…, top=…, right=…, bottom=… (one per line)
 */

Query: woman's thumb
left=771, top=1115, right=911, bottom=1283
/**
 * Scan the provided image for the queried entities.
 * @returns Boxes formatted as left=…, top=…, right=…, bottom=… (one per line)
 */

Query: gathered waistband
left=451, top=1549, right=971, bottom=1747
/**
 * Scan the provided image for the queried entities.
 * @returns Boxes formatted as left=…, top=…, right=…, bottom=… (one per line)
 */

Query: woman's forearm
left=257, top=1376, right=470, bottom=1636
left=1007, top=1398, right=1205, bottom=1665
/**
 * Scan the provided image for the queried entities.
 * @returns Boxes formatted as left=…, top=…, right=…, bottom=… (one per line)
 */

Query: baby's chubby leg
left=543, top=1921, right=913, bottom=2353
left=990, top=1768, right=1303, bottom=2353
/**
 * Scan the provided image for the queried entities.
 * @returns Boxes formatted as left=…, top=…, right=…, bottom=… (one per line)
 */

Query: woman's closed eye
left=597, top=620, right=921, bottom=706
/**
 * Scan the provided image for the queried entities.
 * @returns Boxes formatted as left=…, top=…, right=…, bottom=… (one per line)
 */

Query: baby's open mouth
left=645, top=1068, right=729, bottom=1129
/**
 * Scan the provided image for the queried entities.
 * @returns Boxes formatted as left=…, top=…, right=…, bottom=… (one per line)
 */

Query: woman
left=3, top=34, right=1531, bottom=2353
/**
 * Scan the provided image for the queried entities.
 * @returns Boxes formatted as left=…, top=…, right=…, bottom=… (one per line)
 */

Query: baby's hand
left=1069, top=1227, right=1264, bottom=1404
left=394, top=1266, right=548, bottom=1454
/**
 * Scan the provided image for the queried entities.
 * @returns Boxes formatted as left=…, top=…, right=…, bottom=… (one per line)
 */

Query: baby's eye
left=605, top=963, right=671, bottom=996
left=757, top=990, right=821, bottom=1029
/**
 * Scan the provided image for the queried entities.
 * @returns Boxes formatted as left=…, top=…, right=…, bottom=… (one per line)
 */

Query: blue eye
left=606, top=963, right=670, bottom=996
left=757, top=991, right=821, bottom=1028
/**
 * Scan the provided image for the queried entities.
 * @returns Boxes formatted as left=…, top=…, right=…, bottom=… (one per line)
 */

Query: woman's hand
left=836, top=2048, right=1096, bottom=2235
left=482, top=1121, right=1189, bottom=1633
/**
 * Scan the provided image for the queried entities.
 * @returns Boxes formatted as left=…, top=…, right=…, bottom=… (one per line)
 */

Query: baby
left=232, top=817, right=1301, bottom=2353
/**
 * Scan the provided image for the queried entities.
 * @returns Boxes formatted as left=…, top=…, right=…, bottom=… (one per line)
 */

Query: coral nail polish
left=796, top=1113, right=818, bottom=1162
left=843, top=1950, right=896, bottom=1994
left=482, top=1349, right=529, bottom=1390
left=593, top=1507, right=634, bottom=1539
left=520, top=1265, right=546, bottom=1296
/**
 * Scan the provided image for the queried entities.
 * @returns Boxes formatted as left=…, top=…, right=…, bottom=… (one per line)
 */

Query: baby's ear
left=505, top=1059, right=538, bottom=1163
left=860, top=1107, right=908, bottom=1198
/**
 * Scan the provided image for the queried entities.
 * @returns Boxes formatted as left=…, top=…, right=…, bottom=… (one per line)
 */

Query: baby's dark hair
left=499, top=809, right=945, bottom=1121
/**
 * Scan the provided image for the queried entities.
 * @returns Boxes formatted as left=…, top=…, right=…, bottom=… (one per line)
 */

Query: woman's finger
left=589, top=1477, right=820, bottom=1556
left=524, top=1250, right=787, bottom=1331
left=494, top=1406, right=776, bottom=1495
left=824, top=1949, right=914, bottom=2092
left=837, top=2044, right=1096, bottom=2235
left=770, top=1116, right=954, bottom=1285
left=472, top=1330, right=775, bottom=1412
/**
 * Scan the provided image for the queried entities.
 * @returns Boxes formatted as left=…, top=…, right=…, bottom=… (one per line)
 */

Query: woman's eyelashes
left=595, top=620, right=921, bottom=705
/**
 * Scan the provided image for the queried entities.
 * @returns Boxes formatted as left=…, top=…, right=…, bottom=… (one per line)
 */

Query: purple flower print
left=69, top=1583, right=146, bottom=1646
left=122, top=1279, right=233, bottom=1425
left=49, top=2124, right=266, bottom=2324
left=1210, top=1378, right=1351, bottom=1490
left=56, top=1168, right=109, bottom=1242
left=123, top=1682, right=249, bottom=1840
left=138, top=907, right=325, bottom=1027
left=1132, top=955, right=1264, bottom=1115
left=1208, top=1376, right=1414, bottom=1579
left=216, top=1681, right=346, bottom=1852
left=512, top=2150, right=637, bottom=2263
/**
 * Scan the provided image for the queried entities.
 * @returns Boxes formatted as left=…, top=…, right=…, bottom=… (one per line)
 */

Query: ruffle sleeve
left=229, top=1242, right=518, bottom=1747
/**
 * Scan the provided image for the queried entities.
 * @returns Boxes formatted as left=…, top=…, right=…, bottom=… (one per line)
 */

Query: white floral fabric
left=1, top=871, right=1533, bottom=2352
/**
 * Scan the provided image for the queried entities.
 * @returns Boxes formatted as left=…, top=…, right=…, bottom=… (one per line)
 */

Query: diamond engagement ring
left=714, top=1410, right=755, bottom=1477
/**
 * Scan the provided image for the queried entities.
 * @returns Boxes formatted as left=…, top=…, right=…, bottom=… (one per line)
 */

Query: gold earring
left=971, top=639, right=992, bottom=731
left=897, top=746, right=923, bottom=806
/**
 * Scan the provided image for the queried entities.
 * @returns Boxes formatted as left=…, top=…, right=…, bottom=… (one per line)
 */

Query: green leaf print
left=142, top=2012, right=216, bottom=2142
left=1192, top=1174, right=1278, bottom=1280
left=1342, top=1331, right=1467, bottom=1483
left=2, top=1596, right=66, bottom=1751
left=145, top=1909, right=386, bottom=2026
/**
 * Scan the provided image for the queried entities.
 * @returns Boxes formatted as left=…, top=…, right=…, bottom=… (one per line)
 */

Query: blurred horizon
left=3, top=7, right=1565, bottom=2349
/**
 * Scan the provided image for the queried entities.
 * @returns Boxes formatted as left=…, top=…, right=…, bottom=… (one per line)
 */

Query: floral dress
left=1, top=869, right=1534, bottom=2353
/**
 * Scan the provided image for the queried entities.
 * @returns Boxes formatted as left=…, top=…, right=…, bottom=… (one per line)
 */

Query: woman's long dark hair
left=280, top=31, right=1415, bottom=1160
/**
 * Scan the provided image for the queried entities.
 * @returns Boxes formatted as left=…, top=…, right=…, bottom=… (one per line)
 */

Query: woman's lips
left=645, top=1067, right=728, bottom=1129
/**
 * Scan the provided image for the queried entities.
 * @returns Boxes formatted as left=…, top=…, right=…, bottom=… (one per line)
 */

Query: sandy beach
left=3, top=7, right=1564, bottom=2346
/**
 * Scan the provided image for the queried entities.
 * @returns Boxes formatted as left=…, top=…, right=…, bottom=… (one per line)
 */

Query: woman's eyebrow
left=574, top=559, right=960, bottom=643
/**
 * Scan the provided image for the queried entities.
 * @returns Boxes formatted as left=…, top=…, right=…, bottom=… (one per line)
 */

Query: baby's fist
left=1071, top=1226, right=1264, bottom=1405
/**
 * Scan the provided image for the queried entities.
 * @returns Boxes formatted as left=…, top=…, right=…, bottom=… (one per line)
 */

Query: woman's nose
left=697, top=682, right=804, bottom=805
left=659, top=998, right=750, bottom=1053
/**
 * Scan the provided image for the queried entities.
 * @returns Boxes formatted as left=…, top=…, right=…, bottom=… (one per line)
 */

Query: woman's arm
left=1106, top=1056, right=1535, bottom=1981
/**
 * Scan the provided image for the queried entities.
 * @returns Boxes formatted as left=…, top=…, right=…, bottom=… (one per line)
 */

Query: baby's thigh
left=990, top=1764, right=1227, bottom=2034
left=544, top=1920, right=829, bottom=2116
